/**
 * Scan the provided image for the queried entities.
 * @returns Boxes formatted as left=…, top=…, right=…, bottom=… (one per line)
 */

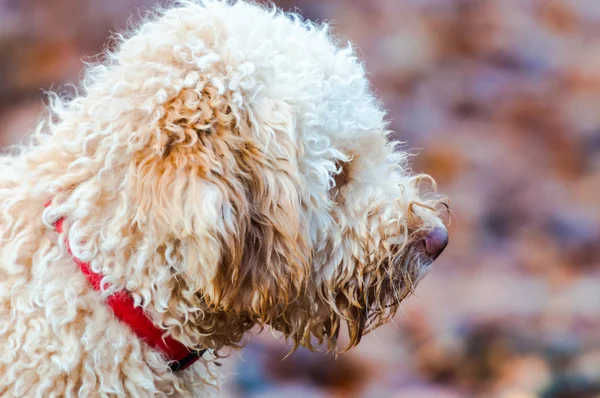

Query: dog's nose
left=424, top=225, right=449, bottom=260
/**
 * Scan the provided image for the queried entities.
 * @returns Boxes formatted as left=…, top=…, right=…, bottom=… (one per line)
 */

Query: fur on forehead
left=23, top=0, right=444, bottom=354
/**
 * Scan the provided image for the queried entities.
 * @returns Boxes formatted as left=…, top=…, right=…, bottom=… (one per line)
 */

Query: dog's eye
left=332, top=160, right=352, bottom=190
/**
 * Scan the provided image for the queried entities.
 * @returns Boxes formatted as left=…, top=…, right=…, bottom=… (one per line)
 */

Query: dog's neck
left=48, top=205, right=204, bottom=371
left=44, top=195, right=255, bottom=358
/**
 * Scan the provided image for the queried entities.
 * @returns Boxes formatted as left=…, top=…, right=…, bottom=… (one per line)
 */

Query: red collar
left=47, top=203, right=203, bottom=372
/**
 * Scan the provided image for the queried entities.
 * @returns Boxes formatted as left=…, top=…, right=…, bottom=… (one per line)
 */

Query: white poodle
left=0, top=1, right=448, bottom=396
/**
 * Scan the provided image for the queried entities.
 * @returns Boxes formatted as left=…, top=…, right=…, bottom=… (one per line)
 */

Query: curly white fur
left=0, top=1, right=447, bottom=396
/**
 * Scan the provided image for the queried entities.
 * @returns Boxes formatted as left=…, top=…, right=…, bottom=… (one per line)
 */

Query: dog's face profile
left=43, top=0, right=448, bottom=354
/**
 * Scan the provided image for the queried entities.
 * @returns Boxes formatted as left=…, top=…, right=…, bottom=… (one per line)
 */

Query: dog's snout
left=424, top=225, right=449, bottom=260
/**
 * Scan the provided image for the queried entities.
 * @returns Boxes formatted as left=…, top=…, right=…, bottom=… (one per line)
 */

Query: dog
left=0, top=1, right=448, bottom=396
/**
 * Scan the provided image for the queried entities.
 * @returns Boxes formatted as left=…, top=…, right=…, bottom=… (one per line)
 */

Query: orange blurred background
left=1, top=1, right=600, bottom=397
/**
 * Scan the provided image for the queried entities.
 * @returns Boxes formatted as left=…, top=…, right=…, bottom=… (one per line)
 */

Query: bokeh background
left=2, top=0, right=600, bottom=397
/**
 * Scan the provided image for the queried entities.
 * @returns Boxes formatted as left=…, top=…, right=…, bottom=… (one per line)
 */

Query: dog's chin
left=412, top=248, right=439, bottom=285
left=413, top=255, right=435, bottom=285
left=264, top=242, right=444, bottom=350
left=383, top=241, right=438, bottom=301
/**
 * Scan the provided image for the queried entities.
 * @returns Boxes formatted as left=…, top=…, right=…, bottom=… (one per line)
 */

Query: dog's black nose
left=424, top=225, right=449, bottom=260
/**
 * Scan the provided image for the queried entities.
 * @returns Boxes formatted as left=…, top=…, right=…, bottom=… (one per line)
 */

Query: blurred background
left=1, top=0, right=600, bottom=397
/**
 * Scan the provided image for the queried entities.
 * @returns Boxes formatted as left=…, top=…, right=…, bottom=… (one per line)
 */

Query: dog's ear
left=128, top=73, right=309, bottom=317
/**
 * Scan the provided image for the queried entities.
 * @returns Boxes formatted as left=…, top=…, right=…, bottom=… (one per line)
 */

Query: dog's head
left=44, top=0, right=448, bottom=353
